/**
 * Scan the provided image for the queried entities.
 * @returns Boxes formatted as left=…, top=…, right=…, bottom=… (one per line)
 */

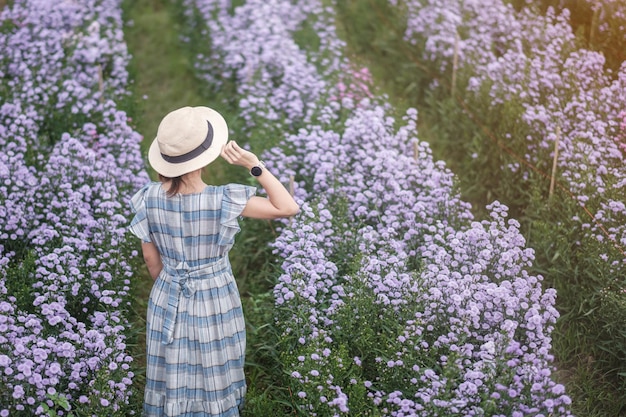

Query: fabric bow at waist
left=161, top=257, right=230, bottom=345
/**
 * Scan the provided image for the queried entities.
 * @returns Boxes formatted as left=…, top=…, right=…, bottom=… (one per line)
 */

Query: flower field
left=0, top=0, right=624, bottom=416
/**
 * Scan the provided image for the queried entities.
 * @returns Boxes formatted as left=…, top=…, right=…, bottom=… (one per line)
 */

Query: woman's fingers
left=221, top=140, right=260, bottom=169
left=221, top=141, right=245, bottom=165
left=220, top=143, right=231, bottom=162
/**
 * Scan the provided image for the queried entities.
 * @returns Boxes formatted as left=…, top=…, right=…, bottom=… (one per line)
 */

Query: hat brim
left=148, top=106, right=228, bottom=177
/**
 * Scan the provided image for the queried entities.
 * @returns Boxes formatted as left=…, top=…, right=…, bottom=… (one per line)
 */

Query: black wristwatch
left=250, top=161, right=266, bottom=177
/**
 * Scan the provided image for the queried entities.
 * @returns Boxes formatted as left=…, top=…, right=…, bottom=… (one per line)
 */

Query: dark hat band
left=161, top=120, right=214, bottom=164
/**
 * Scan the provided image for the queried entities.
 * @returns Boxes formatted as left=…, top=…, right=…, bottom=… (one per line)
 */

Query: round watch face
left=251, top=166, right=263, bottom=177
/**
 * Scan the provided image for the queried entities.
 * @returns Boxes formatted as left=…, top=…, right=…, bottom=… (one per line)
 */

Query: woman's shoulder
left=143, top=181, right=164, bottom=195
left=201, top=183, right=256, bottom=196
left=130, top=181, right=167, bottom=203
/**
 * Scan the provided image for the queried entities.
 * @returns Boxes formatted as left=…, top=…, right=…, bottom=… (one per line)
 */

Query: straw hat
left=148, top=106, right=228, bottom=177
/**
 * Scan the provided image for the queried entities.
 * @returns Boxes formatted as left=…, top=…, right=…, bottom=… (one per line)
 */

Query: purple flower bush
left=397, top=0, right=626, bottom=262
left=183, top=0, right=572, bottom=414
left=182, top=0, right=348, bottom=132
left=187, top=0, right=324, bottom=129
left=268, top=107, right=570, bottom=415
left=0, top=0, right=147, bottom=414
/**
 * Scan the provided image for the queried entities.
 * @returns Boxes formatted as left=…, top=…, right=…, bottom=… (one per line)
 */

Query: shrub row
left=376, top=1, right=626, bottom=413
left=0, top=0, right=147, bottom=414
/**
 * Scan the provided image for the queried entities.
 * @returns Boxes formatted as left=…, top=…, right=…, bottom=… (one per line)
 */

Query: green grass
left=123, top=0, right=208, bottom=150
left=120, top=0, right=205, bottom=395
left=121, top=0, right=292, bottom=413
left=122, top=0, right=199, bottom=406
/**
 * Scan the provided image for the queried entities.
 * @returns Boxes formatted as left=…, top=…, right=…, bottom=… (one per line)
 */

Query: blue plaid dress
left=129, top=182, right=256, bottom=417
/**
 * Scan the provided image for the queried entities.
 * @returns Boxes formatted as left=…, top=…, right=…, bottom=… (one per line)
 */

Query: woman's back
left=129, top=182, right=255, bottom=266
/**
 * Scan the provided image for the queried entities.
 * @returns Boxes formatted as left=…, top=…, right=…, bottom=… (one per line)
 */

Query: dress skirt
left=143, top=256, right=246, bottom=417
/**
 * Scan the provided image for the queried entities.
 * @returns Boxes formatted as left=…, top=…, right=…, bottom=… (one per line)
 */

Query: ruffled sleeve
left=218, top=183, right=256, bottom=247
left=128, top=183, right=153, bottom=242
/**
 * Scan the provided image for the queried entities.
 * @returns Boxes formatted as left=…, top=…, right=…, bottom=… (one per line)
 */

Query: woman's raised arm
left=221, top=141, right=299, bottom=219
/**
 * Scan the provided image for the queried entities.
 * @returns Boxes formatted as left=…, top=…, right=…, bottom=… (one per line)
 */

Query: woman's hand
left=221, top=140, right=259, bottom=170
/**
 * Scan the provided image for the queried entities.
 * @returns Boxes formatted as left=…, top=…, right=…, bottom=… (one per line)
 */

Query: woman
left=128, top=106, right=299, bottom=416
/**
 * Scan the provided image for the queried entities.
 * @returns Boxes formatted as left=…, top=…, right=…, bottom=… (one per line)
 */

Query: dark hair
left=159, top=174, right=185, bottom=197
